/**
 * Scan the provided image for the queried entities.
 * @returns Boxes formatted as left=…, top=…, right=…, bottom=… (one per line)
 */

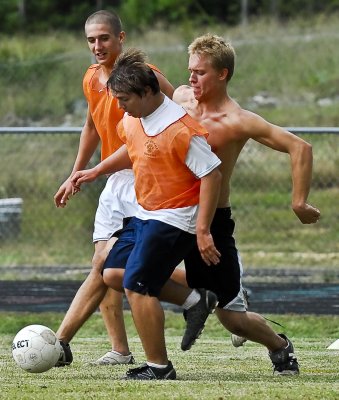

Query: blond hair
left=188, top=34, right=235, bottom=81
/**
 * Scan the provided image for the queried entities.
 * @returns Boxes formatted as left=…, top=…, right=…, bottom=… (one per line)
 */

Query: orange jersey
left=117, top=113, right=208, bottom=210
left=83, top=63, right=163, bottom=161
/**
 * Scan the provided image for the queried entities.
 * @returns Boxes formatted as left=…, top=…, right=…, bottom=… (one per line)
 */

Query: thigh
left=185, top=216, right=242, bottom=308
left=123, top=219, right=195, bottom=297
left=103, top=217, right=137, bottom=270
left=93, top=172, right=137, bottom=242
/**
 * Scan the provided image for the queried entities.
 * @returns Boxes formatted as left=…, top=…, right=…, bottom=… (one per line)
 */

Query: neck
left=101, top=64, right=114, bottom=81
left=198, top=88, right=230, bottom=112
left=142, top=92, right=165, bottom=117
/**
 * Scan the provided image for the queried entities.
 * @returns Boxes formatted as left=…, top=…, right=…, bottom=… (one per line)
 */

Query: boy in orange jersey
left=53, top=10, right=180, bottom=366
left=71, top=48, right=222, bottom=380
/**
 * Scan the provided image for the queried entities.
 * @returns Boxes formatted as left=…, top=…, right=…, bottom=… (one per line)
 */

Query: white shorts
left=93, top=170, right=137, bottom=242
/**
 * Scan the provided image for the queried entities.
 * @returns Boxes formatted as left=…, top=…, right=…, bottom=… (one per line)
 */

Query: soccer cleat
left=231, top=334, right=248, bottom=348
left=269, top=334, right=300, bottom=376
left=181, top=288, right=218, bottom=351
left=55, top=340, right=73, bottom=367
left=90, top=351, right=135, bottom=366
left=123, top=361, right=176, bottom=380
left=231, top=287, right=250, bottom=347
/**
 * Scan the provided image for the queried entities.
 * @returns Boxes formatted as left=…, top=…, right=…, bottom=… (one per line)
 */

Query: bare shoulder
left=231, top=107, right=272, bottom=136
left=173, top=85, right=192, bottom=104
left=232, top=107, right=296, bottom=147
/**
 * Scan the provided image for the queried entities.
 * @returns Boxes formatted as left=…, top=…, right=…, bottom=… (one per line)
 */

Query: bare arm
left=196, top=168, right=222, bottom=266
left=54, top=109, right=100, bottom=207
left=244, top=111, right=320, bottom=223
left=71, top=144, right=131, bottom=190
left=154, top=70, right=175, bottom=99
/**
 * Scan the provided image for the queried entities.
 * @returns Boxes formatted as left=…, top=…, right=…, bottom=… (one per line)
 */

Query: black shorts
left=184, top=208, right=242, bottom=308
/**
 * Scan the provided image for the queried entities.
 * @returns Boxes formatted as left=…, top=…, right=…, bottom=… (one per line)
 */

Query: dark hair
left=107, top=48, right=160, bottom=97
left=85, top=10, right=122, bottom=37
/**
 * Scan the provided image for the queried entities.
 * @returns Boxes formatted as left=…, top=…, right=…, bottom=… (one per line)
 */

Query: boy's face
left=85, top=23, right=125, bottom=68
left=188, top=53, right=226, bottom=100
left=115, top=91, right=146, bottom=118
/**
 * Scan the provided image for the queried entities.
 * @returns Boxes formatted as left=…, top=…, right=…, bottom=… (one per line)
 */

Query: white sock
left=110, top=351, right=130, bottom=357
left=147, top=361, right=168, bottom=369
left=182, top=289, right=201, bottom=310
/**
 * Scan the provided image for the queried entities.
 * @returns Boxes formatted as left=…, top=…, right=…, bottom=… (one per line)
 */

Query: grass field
left=0, top=311, right=338, bottom=399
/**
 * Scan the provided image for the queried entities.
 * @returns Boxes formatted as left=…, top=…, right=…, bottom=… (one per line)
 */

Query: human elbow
left=212, top=167, right=222, bottom=185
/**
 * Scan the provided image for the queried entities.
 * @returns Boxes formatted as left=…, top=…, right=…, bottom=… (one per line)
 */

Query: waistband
left=106, top=169, right=134, bottom=179
left=215, top=207, right=232, bottom=219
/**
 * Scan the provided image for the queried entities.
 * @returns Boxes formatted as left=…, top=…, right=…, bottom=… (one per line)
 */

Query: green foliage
left=119, top=0, right=194, bottom=31
left=2, top=1, right=339, bottom=34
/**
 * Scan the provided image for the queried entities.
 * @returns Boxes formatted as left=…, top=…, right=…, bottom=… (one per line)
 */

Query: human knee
left=103, top=268, right=123, bottom=291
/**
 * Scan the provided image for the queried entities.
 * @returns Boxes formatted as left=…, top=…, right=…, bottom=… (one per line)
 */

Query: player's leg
left=92, top=237, right=134, bottom=365
left=170, top=266, right=187, bottom=287
left=91, top=171, right=136, bottom=365
left=182, top=208, right=245, bottom=352
left=55, top=239, right=110, bottom=366
left=116, top=219, right=196, bottom=379
left=56, top=172, right=134, bottom=366
left=216, top=308, right=299, bottom=375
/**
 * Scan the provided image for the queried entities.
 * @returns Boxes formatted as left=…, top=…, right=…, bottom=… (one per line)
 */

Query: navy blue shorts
left=103, top=217, right=196, bottom=297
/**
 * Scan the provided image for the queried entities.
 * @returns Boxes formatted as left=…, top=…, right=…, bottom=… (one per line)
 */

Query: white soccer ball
left=12, top=324, right=61, bottom=373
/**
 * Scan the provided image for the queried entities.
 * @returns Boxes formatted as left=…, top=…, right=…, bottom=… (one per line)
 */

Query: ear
left=144, top=86, right=153, bottom=96
left=119, top=31, right=126, bottom=43
left=218, top=68, right=228, bottom=81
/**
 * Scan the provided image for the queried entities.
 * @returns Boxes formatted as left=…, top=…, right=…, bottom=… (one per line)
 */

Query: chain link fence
left=0, top=128, right=338, bottom=269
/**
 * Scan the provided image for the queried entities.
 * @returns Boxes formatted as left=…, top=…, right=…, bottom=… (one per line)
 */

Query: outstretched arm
left=54, top=109, right=100, bottom=207
left=244, top=111, right=320, bottom=224
left=71, top=144, right=132, bottom=190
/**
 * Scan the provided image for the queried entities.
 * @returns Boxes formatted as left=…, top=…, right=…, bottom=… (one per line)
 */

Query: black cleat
left=55, top=340, right=73, bottom=367
left=123, top=361, right=176, bottom=380
left=181, top=289, right=218, bottom=351
left=269, top=334, right=300, bottom=375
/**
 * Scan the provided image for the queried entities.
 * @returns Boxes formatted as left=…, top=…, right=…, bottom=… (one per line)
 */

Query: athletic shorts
left=103, top=217, right=196, bottom=297
left=93, top=170, right=137, bottom=242
left=184, top=208, right=246, bottom=311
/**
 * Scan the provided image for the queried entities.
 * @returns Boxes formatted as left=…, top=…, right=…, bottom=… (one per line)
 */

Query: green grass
left=0, top=311, right=338, bottom=399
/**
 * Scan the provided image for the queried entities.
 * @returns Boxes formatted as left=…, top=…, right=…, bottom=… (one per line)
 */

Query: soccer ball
left=12, top=324, right=61, bottom=373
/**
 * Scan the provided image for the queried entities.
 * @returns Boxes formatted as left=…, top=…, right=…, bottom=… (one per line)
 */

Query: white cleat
left=90, top=351, right=135, bottom=366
